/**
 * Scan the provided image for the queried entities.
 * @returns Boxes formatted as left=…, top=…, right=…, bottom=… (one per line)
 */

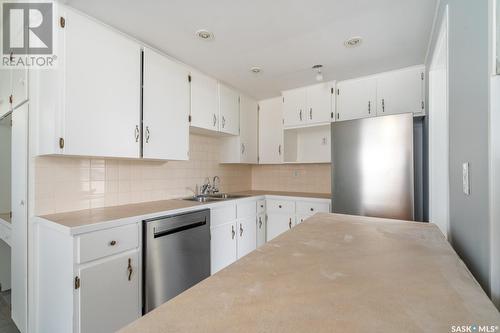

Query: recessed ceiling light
left=250, top=66, right=262, bottom=74
left=344, top=37, right=362, bottom=48
left=196, top=29, right=214, bottom=41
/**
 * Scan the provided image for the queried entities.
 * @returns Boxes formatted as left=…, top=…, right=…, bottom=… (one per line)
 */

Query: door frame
left=428, top=5, right=450, bottom=239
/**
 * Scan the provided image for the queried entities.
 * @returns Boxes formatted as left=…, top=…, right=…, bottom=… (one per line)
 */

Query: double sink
left=182, top=193, right=248, bottom=203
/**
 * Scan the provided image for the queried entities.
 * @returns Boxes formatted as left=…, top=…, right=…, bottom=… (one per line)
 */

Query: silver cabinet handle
left=109, top=240, right=117, bottom=246
left=381, top=98, right=385, bottom=112
left=309, top=108, right=312, bottom=120
left=231, top=225, right=235, bottom=239
left=213, top=114, right=217, bottom=127
left=258, top=217, right=262, bottom=229
left=299, top=109, right=303, bottom=121
left=368, top=101, right=371, bottom=114
left=222, top=116, right=226, bottom=128
left=134, top=125, right=139, bottom=142
left=128, top=258, right=133, bottom=281
left=239, top=223, right=243, bottom=237
left=278, top=144, right=282, bottom=156
left=145, top=126, right=150, bottom=143
left=241, top=143, right=245, bottom=154
left=289, top=218, right=292, bottom=229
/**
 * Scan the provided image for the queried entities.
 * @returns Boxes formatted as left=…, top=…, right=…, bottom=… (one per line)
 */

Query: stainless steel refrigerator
left=331, top=113, right=423, bottom=221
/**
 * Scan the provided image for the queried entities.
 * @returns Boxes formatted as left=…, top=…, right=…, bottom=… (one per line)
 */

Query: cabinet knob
left=278, top=205, right=282, bottom=208
left=310, top=208, right=314, bottom=212
left=109, top=240, right=117, bottom=246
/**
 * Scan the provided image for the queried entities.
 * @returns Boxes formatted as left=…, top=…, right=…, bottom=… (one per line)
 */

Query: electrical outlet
left=462, top=162, right=470, bottom=195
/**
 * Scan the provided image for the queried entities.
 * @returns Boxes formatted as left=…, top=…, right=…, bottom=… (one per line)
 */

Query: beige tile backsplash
left=251, top=164, right=331, bottom=194
left=34, top=134, right=331, bottom=215
left=34, top=134, right=252, bottom=215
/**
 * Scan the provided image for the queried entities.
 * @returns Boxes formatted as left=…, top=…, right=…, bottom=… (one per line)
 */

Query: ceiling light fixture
left=250, top=66, right=262, bottom=74
left=344, top=37, right=362, bottom=48
left=313, top=64, right=323, bottom=81
left=196, top=29, right=214, bottom=41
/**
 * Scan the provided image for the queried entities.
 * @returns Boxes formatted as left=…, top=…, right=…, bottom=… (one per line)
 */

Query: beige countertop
left=38, top=190, right=330, bottom=229
left=120, top=213, right=500, bottom=333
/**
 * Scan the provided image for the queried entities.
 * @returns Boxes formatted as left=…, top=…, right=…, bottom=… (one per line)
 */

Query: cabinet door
left=239, top=95, right=258, bottom=163
left=237, top=216, right=257, bottom=258
left=283, top=88, right=307, bottom=127
left=63, top=8, right=141, bottom=158
left=210, top=222, right=237, bottom=274
left=190, top=70, right=219, bottom=131
left=377, top=66, right=424, bottom=116
left=218, top=83, right=240, bottom=135
left=258, top=97, right=283, bottom=164
left=142, top=48, right=190, bottom=160
left=306, top=82, right=334, bottom=124
left=77, top=250, right=140, bottom=333
left=266, top=213, right=294, bottom=241
left=257, top=213, right=266, bottom=247
left=336, top=77, right=377, bottom=121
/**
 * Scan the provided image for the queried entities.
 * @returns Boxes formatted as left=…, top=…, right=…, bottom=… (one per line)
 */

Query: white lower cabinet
left=77, top=250, right=140, bottom=333
left=237, top=216, right=257, bottom=258
left=266, top=213, right=294, bottom=241
left=210, top=221, right=237, bottom=274
left=35, top=222, right=141, bottom=333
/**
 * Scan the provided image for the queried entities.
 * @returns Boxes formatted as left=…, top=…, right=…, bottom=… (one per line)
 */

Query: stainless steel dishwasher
left=143, top=209, right=210, bottom=314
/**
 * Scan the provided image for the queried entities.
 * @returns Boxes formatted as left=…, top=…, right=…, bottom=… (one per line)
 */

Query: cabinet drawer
left=266, top=199, right=295, bottom=213
left=296, top=201, right=330, bottom=215
left=257, top=199, right=266, bottom=214
left=211, top=203, right=237, bottom=227
left=77, top=223, right=139, bottom=263
left=237, top=201, right=256, bottom=219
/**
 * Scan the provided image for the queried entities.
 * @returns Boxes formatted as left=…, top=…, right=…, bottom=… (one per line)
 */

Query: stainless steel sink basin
left=182, top=193, right=248, bottom=202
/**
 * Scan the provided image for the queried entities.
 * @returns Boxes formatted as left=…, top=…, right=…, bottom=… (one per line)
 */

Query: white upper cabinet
left=307, top=82, right=335, bottom=124
left=142, top=48, right=190, bottom=160
left=376, top=66, right=425, bottom=116
left=283, top=81, right=334, bottom=127
left=336, top=77, right=377, bottom=121
left=190, top=70, right=219, bottom=132
left=258, top=97, right=283, bottom=164
left=220, top=94, right=257, bottom=163
left=63, top=8, right=141, bottom=158
left=0, top=71, right=11, bottom=117
left=218, top=83, right=240, bottom=135
left=283, top=87, right=307, bottom=127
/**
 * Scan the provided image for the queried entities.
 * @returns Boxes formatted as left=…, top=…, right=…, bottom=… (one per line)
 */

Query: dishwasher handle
left=153, top=219, right=207, bottom=238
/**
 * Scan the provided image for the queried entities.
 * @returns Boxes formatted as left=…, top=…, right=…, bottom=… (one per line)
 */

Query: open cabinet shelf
left=283, top=123, right=331, bottom=163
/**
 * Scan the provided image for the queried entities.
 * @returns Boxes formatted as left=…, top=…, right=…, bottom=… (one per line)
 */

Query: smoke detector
left=250, top=66, right=262, bottom=74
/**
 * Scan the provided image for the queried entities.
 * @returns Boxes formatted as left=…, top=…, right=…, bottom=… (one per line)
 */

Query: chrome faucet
left=200, top=177, right=212, bottom=195
left=212, top=176, right=220, bottom=194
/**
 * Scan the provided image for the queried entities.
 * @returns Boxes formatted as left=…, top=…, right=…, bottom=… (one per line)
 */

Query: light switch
left=462, top=162, right=470, bottom=195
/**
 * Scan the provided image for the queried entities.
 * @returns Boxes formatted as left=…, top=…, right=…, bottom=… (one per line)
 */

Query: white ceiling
left=63, top=0, right=437, bottom=100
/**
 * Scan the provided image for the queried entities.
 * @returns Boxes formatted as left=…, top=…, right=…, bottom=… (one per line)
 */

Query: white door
left=239, top=95, right=258, bottom=163
left=218, top=84, right=240, bottom=135
left=258, top=97, right=283, bottom=164
left=266, top=213, right=294, bottom=241
left=257, top=213, right=266, bottom=247
left=210, top=222, right=237, bottom=274
left=77, top=250, right=140, bottom=333
left=237, top=216, right=257, bottom=258
left=283, top=88, right=307, bottom=127
left=63, top=8, right=141, bottom=158
left=377, top=67, right=424, bottom=116
left=190, top=70, right=219, bottom=131
left=11, top=103, right=28, bottom=333
left=307, top=82, right=333, bottom=124
left=429, top=7, right=449, bottom=239
left=142, top=48, right=190, bottom=160
left=336, top=77, right=377, bottom=121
